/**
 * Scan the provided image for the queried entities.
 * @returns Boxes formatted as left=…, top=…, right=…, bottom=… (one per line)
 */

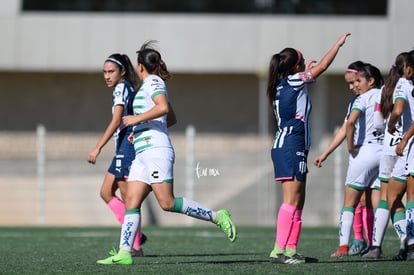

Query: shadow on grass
left=144, top=252, right=260, bottom=257
left=142, top=253, right=320, bottom=265
left=318, top=257, right=397, bottom=264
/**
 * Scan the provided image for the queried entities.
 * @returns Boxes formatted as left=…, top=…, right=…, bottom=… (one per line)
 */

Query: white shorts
left=392, top=155, right=408, bottom=182
left=370, top=178, right=380, bottom=190
left=406, top=140, right=414, bottom=176
left=379, top=155, right=398, bottom=182
left=346, top=144, right=381, bottom=190
left=128, top=147, right=175, bottom=184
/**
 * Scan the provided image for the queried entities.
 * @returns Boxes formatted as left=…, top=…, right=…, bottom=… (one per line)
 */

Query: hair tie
left=391, top=63, right=397, bottom=68
left=106, top=57, right=125, bottom=69
left=346, top=68, right=358, bottom=73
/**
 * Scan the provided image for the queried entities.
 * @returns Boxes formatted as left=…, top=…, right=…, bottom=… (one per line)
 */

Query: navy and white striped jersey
left=272, top=71, right=314, bottom=150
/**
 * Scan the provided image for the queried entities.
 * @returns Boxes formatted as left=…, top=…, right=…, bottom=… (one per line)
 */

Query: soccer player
left=87, top=54, right=146, bottom=256
left=390, top=50, right=414, bottom=261
left=314, top=61, right=374, bottom=256
left=267, top=32, right=350, bottom=264
left=362, top=52, right=409, bottom=259
left=97, top=41, right=237, bottom=265
left=331, top=64, right=384, bottom=257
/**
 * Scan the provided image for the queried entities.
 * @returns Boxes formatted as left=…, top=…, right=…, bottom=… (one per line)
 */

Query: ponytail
left=267, top=53, right=281, bottom=104
left=137, top=40, right=171, bottom=81
left=381, top=52, right=408, bottom=118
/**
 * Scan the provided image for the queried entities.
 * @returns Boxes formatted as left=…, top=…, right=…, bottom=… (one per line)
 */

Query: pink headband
left=346, top=68, right=358, bottom=73
left=295, top=49, right=303, bottom=67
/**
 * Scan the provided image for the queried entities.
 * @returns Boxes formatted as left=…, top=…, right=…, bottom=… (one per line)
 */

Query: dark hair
left=406, top=50, right=414, bottom=81
left=136, top=40, right=171, bottom=81
left=106, top=53, right=140, bottom=90
left=380, top=52, right=408, bottom=117
left=347, top=60, right=366, bottom=71
left=359, top=63, right=384, bottom=89
left=266, top=48, right=302, bottom=103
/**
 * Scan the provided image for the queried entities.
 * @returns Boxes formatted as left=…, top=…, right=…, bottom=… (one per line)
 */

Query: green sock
left=118, top=249, right=131, bottom=257
left=272, top=244, right=285, bottom=254
left=285, top=247, right=297, bottom=256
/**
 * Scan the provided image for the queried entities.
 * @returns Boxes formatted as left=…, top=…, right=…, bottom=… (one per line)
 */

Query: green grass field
left=1, top=226, right=413, bottom=274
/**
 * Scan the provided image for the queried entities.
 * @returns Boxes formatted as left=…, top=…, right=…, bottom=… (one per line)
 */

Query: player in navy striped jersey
left=88, top=54, right=145, bottom=256
left=267, top=33, right=350, bottom=264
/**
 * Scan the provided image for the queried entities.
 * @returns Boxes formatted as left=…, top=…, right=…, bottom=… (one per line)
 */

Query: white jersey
left=393, top=78, right=414, bottom=134
left=351, top=88, right=384, bottom=146
left=375, top=85, right=403, bottom=156
left=132, top=74, right=173, bottom=154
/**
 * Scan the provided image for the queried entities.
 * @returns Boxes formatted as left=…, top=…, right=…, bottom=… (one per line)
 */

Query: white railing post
left=37, top=124, right=46, bottom=225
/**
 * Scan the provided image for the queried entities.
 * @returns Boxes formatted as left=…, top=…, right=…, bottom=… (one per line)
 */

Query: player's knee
left=100, top=190, right=112, bottom=203
left=159, top=200, right=174, bottom=211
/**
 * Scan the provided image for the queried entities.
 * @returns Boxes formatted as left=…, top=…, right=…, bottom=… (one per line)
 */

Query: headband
left=106, top=57, right=125, bottom=69
left=294, top=49, right=303, bottom=67
left=346, top=68, right=358, bottom=73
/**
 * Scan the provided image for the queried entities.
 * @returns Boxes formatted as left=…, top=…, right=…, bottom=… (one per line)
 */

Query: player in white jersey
left=391, top=50, right=414, bottom=261
left=97, top=41, right=237, bottom=266
left=87, top=53, right=146, bottom=255
left=331, top=64, right=384, bottom=257
left=314, top=61, right=376, bottom=256
left=363, top=52, right=409, bottom=259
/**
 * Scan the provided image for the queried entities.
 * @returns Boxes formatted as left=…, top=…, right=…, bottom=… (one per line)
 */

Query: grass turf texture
left=1, top=226, right=413, bottom=274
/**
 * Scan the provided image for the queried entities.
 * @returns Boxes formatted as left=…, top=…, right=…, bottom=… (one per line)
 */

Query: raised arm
left=309, top=32, right=351, bottom=79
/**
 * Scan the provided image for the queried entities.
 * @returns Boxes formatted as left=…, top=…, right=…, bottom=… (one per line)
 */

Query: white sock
left=181, top=197, right=216, bottom=222
left=393, top=218, right=407, bottom=249
left=406, top=207, right=414, bottom=246
left=119, top=210, right=140, bottom=252
left=339, top=209, right=354, bottom=246
left=372, top=208, right=390, bottom=246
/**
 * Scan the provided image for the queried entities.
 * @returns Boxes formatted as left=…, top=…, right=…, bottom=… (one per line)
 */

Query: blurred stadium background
left=0, top=0, right=412, bottom=227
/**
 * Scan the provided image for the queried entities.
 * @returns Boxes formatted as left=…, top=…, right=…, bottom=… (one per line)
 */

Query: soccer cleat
left=361, top=246, right=381, bottom=258
left=140, top=233, right=148, bottom=245
left=348, top=239, right=366, bottom=256
left=284, top=253, right=306, bottom=264
left=270, top=253, right=305, bottom=264
left=216, top=209, right=237, bottom=242
left=331, top=245, right=348, bottom=257
left=131, top=248, right=144, bottom=257
left=406, top=244, right=414, bottom=261
left=270, top=253, right=287, bottom=264
left=97, top=249, right=133, bottom=265
left=392, top=248, right=407, bottom=261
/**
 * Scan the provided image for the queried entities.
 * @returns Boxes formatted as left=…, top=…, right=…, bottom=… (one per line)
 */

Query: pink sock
left=275, top=203, right=296, bottom=249
left=107, top=197, right=125, bottom=223
left=363, top=207, right=374, bottom=246
left=353, top=202, right=364, bottom=241
left=287, top=209, right=302, bottom=250
left=132, top=215, right=142, bottom=251
left=108, top=197, right=141, bottom=250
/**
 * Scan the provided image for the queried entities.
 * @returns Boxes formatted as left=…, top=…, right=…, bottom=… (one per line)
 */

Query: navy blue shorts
left=271, top=147, right=308, bottom=182
left=108, top=138, right=135, bottom=179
